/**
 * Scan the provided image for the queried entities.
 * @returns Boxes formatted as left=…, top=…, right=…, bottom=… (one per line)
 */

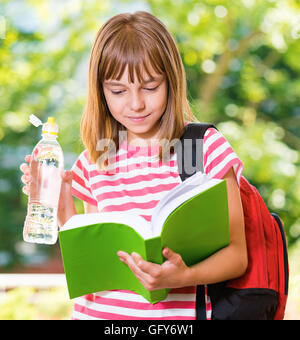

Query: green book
left=58, top=173, right=230, bottom=303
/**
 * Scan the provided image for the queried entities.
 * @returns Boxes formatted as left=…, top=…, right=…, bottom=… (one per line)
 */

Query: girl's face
left=103, top=65, right=168, bottom=145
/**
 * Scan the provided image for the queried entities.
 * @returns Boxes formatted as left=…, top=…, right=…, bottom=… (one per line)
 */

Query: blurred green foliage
left=0, top=0, right=299, bottom=270
left=0, top=287, right=73, bottom=320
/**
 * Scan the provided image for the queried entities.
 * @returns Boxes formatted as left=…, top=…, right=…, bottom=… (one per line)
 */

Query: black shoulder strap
left=177, top=122, right=217, bottom=320
left=177, top=123, right=217, bottom=182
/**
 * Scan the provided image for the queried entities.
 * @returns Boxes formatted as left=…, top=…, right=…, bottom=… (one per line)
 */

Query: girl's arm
left=118, top=167, right=248, bottom=290
left=187, top=166, right=247, bottom=285
left=57, top=170, right=77, bottom=228
left=58, top=187, right=98, bottom=227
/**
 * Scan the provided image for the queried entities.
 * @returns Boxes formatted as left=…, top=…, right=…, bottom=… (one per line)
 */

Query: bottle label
left=37, top=150, right=59, bottom=167
left=30, top=204, right=55, bottom=225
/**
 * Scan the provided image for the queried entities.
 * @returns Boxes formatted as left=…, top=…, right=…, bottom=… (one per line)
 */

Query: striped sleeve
left=203, top=128, right=244, bottom=185
left=71, top=150, right=98, bottom=206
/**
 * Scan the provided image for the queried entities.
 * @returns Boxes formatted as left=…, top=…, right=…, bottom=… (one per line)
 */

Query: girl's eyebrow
left=104, top=76, right=163, bottom=87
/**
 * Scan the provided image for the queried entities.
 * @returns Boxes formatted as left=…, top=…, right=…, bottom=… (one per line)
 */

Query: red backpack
left=178, top=123, right=289, bottom=320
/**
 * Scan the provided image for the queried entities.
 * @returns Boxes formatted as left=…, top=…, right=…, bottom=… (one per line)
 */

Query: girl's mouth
left=127, top=114, right=150, bottom=123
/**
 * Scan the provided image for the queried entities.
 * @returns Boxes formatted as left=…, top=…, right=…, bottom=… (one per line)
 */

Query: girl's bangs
left=101, top=37, right=164, bottom=83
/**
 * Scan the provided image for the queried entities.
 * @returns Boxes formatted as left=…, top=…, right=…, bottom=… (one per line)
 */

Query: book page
left=154, top=172, right=208, bottom=212
left=151, top=178, right=223, bottom=236
left=151, top=172, right=209, bottom=231
left=61, top=212, right=153, bottom=239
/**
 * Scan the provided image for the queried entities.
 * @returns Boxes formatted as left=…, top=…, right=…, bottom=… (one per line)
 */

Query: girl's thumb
left=163, top=247, right=182, bottom=265
left=61, top=170, right=73, bottom=182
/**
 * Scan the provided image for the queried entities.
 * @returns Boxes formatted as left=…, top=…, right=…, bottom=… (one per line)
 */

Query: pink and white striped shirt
left=70, top=127, right=243, bottom=320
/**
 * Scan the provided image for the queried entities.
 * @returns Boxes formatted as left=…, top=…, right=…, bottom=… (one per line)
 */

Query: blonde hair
left=81, top=11, right=197, bottom=169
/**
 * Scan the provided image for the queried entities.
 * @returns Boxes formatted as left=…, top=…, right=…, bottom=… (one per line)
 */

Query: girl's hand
left=20, top=154, right=76, bottom=227
left=117, top=247, right=191, bottom=291
left=20, top=154, right=73, bottom=196
left=20, top=154, right=32, bottom=195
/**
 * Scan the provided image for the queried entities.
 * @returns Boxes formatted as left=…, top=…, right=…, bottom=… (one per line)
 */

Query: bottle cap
left=42, top=117, right=58, bottom=136
left=29, top=114, right=43, bottom=127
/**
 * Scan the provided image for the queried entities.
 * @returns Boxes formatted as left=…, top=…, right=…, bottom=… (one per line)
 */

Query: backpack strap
left=178, top=123, right=217, bottom=181
left=178, top=122, right=217, bottom=320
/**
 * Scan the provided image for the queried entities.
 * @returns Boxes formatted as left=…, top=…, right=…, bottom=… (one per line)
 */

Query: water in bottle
left=23, top=116, right=64, bottom=244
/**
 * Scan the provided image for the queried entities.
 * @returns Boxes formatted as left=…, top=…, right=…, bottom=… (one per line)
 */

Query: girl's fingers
left=20, top=163, right=30, bottom=174
left=118, top=251, right=153, bottom=284
left=21, top=174, right=32, bottom=184
left=22, top=185, right=29, bottom=195
left=25, top=154, right=31, bottom=163
left=20, top=155, right=31, bottom=173
left=132, top=252, right=161, bottom=277
left=21, top=174, right=26, bottom=184
left=61, top=170, right=73, bottom=182
left=125, top=260, right=150, bottom=286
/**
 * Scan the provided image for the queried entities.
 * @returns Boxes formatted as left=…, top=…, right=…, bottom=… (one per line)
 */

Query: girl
left=20, top=11, right=247, bottom=320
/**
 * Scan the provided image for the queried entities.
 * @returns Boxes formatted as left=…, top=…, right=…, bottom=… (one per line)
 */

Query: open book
left=59, top=172, right=230, bottom=303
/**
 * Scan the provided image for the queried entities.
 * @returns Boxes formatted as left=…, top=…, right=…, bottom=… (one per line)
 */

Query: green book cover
left=59, top=174, right=230, bottom=303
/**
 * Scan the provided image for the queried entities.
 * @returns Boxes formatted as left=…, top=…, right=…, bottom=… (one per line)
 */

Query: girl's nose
left=129, top=91, right=145, bottom=112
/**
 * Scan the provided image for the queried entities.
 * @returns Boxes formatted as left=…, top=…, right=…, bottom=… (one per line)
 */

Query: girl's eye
left=144, top=86, right=158, bottom=91
left=110, top=86, right=158, bottom=95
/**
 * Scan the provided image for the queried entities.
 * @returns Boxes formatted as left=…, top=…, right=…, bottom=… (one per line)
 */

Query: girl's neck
left=126, top=136, right=160, bottom=147
left=126, top=128, right=161, bottom=147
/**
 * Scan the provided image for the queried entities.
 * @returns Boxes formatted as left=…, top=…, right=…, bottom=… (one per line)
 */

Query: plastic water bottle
left=23, top=115, right=64, bottom=244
